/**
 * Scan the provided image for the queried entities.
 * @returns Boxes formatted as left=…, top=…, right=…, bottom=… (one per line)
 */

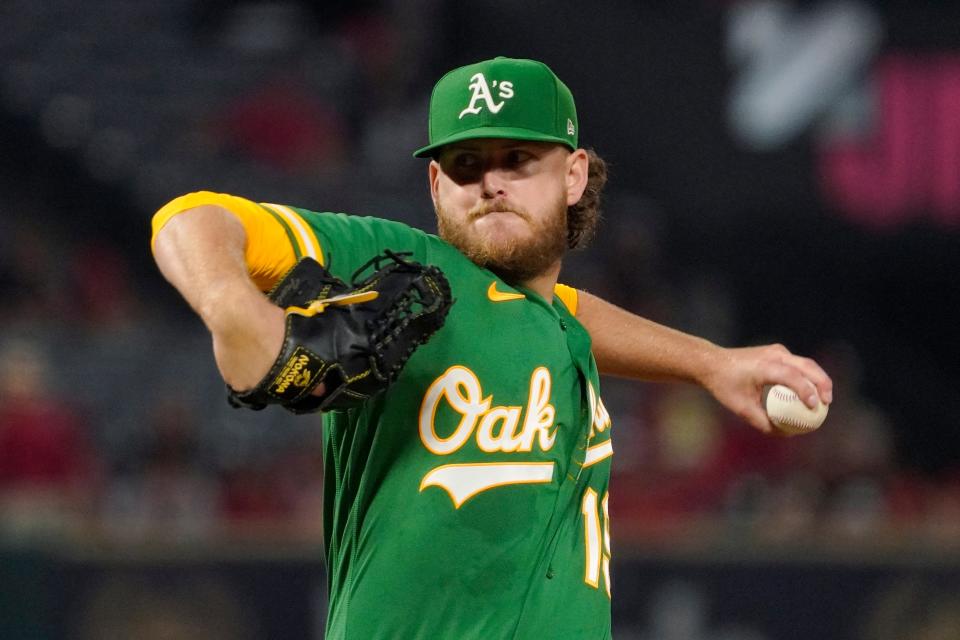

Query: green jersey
left=286, top=207, right=614, bottom=639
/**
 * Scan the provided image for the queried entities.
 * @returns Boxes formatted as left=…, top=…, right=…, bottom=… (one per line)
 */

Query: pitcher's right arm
left=154, top=189, right=335, bottom=396
left=152, top=202, right=287, bottom=393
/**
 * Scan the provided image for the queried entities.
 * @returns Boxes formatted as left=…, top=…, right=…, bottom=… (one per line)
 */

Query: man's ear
left=565, top=149, right=589, bottom=206
left=428, top=160, right=441, bottom=207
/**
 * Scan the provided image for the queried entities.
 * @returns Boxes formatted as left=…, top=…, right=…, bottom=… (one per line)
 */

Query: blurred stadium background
left=2, top=1, right=959, bottom=638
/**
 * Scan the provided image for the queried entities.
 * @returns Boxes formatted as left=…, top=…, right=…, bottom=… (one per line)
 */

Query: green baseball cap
left=413, top=56, right=579, bottom=158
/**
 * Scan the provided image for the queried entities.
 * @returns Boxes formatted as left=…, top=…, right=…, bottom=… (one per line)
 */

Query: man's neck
left=520, top=261, right=562, bottom=301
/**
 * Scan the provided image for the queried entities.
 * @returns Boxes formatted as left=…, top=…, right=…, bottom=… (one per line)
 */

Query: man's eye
left=506, top=150, right=531, bottom=166
left=455, top=154, right=479, bottom=169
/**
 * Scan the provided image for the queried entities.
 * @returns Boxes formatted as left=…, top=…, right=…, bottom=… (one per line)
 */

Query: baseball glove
left=228, top=251, right=453, bottom=414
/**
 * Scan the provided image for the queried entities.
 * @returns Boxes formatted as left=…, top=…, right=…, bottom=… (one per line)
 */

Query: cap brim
left=413, top=126, right=575, bottom=158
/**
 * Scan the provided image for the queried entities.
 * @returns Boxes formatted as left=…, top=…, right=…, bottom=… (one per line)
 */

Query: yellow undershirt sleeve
left=553, top=283, right=578, bottom=316
left=151, top=191, right=324, bottom=291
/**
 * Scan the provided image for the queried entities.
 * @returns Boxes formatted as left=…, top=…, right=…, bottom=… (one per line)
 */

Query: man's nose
left=480, top=168, right=507, bottom=198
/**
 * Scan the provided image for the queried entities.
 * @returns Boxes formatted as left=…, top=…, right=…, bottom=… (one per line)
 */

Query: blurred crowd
left=583, top=213, right=960, bottom=553
left=1, top=0, right=959, bottom=560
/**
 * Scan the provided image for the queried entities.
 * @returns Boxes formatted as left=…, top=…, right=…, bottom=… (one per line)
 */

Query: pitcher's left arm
left=574, top=289, right=833, bottom=434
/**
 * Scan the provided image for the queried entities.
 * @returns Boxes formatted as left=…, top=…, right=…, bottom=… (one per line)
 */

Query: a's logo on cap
left=459, top=72, right=515, bottom=119
left=567, top=118, right=575, bottom=136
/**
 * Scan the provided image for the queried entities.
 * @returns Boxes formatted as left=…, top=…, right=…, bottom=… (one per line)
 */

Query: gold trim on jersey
left=602, top=492, right=612, bottom=598
left=582, top=440, right=613, bottom=468
left=418, top=365, right=558, bottom=457
left=582, top=487, right=601, bottom=588
left=581, top=489, right=612, bottom=595
left=262, top=202, right=323, bottom=262
left=419, top=462, right=555, bottom=508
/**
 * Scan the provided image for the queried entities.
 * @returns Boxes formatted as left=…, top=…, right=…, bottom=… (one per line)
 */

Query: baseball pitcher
left=151, top=57, right=832, bottom=639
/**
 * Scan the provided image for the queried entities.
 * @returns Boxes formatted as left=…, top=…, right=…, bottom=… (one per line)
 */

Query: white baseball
left=763, top=384, right=828, bottom=435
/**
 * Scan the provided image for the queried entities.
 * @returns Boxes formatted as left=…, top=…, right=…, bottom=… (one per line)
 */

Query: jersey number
left=581, top=488, right=611, bottom=597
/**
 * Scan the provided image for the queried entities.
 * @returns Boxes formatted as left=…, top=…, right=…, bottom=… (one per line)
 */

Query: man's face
left=429, top=139, right=585, bottom=283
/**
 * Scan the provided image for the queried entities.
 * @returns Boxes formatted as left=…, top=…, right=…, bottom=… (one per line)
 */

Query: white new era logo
left=567, top=118, right=575, bottom=135
left=459, top=73, right=515, bottom=119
